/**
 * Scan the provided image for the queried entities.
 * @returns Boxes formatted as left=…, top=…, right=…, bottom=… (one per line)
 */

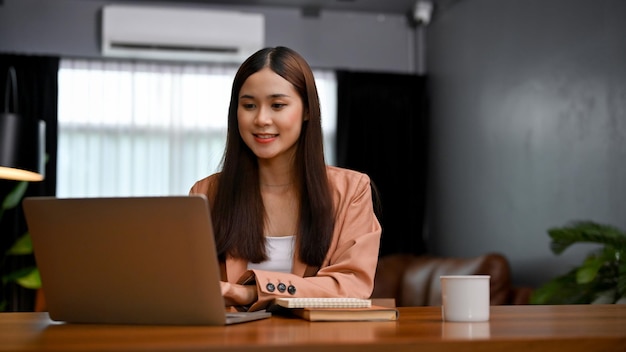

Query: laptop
left=22, top=195, right=271, bottom=325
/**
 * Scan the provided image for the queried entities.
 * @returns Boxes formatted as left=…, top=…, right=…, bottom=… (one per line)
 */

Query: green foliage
left=4, top=232, right=41, bottom=289
left=530, top=221, right=626, bottom=305
left=2, top=266, right=41, bottom=289
left=6, top=232, right=34, bottom=255
left=1, top=181, right=42, bottom=311
left=0, top=181, right=28, bottom=217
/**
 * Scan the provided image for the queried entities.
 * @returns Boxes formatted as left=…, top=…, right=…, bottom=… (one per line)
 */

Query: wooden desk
left=1, top=305, right=624, bottom=352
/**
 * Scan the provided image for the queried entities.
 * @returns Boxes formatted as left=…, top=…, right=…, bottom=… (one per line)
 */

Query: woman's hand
left=220, top=281, right=258, bottom=306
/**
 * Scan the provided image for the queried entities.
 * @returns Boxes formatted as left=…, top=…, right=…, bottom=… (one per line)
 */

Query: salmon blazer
left=190, top=165, right=382, bottom=311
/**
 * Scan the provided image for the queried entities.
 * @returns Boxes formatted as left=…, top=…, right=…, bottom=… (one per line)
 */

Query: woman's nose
left=254, top=107, right=272, bottom=126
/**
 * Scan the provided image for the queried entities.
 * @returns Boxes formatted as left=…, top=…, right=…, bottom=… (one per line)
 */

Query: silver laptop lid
left=23, top=195, right=230, bottom=325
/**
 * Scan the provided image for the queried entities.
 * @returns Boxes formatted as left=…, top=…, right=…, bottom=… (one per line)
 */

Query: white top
left=247, top=235, right=295, bottom=273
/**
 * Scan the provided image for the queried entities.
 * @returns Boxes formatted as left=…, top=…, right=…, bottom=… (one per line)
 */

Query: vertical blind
left=57, top=59, right=337, bottom=198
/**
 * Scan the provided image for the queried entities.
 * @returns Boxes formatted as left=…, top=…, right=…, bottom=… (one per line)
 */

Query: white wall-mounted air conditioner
left=101, top=5, right=265, bottom=64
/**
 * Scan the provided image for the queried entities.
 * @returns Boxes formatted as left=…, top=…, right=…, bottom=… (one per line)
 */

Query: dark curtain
left=335, top=70, right=429, bottom=257
left=0, top=54, right=59, bottom=311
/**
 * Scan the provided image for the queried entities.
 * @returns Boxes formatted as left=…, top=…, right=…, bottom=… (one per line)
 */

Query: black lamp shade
left=0, top=112, right=46, bottom=181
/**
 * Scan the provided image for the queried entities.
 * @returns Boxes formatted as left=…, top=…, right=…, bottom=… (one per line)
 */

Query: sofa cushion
left=371, top=253, right=527, bottom=306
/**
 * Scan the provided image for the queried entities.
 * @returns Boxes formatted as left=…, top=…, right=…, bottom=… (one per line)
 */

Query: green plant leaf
left=1, top=266, right=41, bottom=289
left=529, top=269, right=596, bottom=304
left=576, top=254, right=604, bottom=284
left=5, top=233, right=34, bottom=255
left=536, top=220, right=626, bottom=304
left=15, top=268, right=41, bottom=289
left=1, top=181, right=29, bottom=211
left=548, top=221, right=626, bottom=255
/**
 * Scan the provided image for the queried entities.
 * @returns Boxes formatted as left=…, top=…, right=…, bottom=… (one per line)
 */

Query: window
left=57, top=59, right=337, bottom=198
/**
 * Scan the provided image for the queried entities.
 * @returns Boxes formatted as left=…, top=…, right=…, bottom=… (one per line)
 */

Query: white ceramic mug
left=440, top=275, right=490, bottom=322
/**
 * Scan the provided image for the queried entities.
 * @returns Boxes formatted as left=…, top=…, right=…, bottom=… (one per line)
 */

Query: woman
left=190, top=46, right=381, bottom=312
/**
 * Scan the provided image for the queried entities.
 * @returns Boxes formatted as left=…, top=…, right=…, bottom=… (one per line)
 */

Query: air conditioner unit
left=101, top=5, right=265, bottom=64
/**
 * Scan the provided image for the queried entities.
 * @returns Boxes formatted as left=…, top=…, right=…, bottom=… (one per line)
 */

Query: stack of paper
left=271, top=298, right=399, bottom=322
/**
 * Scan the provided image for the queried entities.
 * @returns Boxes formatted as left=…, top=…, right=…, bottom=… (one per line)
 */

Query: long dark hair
left=211, top=46, right=334, bottom=267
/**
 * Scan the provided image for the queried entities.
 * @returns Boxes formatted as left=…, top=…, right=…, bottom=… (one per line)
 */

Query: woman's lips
left=253, top=134, right=278, bottom=143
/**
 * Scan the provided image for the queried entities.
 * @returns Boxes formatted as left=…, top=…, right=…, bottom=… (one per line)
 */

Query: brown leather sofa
left=371, top=253, right=532, bottom=306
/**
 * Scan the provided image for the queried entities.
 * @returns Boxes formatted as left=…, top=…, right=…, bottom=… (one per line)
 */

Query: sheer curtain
left=57, top=59, right=336, bottom=198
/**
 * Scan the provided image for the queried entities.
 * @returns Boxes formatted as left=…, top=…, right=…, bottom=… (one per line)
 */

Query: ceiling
left=98, top=0, right=446, bottom=16
left=184, top=0, right=420, bottom=14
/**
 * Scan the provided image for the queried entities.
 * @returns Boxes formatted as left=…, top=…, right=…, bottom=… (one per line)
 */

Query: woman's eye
left=272, top=103, right=286, bottom=109
left=242, top=103, right=255, bottom=109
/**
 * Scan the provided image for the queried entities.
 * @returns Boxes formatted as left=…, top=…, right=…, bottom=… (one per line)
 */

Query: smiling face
left=237, top=67, right=305, bottom=164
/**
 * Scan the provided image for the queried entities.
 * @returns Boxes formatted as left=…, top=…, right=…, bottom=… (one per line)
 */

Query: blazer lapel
left=292, top=250, right=319, bottom=277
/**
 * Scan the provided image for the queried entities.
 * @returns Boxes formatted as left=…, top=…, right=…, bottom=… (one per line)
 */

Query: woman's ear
left=303, top=109, right=310, bottom=121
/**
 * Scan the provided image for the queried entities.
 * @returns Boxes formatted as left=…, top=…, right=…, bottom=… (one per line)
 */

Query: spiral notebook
left=273, top=297, right=372, bottom=309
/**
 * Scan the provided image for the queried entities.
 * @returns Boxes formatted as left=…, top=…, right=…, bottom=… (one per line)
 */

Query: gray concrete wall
left=426, top=0, right=626, bottom=287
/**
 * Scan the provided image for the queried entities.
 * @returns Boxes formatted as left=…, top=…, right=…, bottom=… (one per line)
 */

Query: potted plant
left=0, top=181, right=41, bottom=311
left=530, top=221, right=626, bottom=304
